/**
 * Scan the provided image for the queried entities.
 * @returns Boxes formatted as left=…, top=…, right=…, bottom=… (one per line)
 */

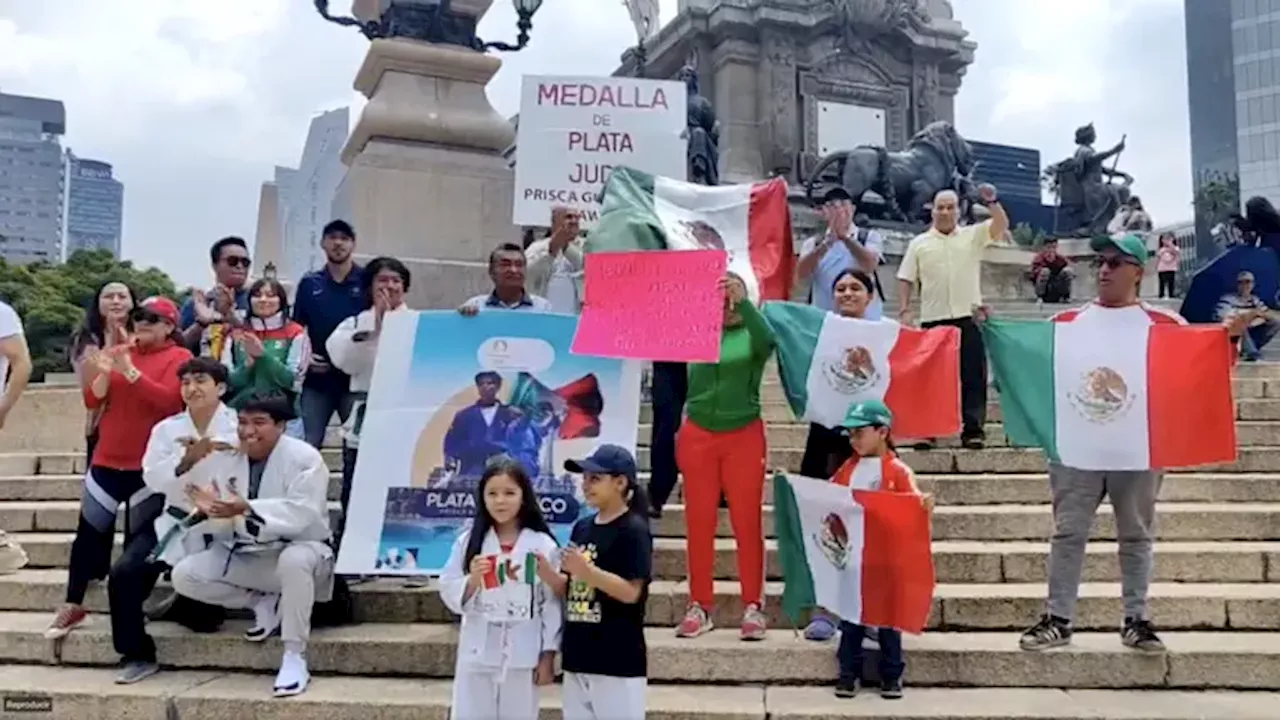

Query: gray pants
left=1046, top=463, right=1162, bottom=623
left=171, top=544, right=331, bottom=646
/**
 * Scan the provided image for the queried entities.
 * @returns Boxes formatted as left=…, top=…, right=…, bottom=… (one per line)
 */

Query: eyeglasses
left=1091, top=256, right=1139, bottom=270
left=223, top=256, right=252, bottom=269
left=130, top=310, right=163, bottom=324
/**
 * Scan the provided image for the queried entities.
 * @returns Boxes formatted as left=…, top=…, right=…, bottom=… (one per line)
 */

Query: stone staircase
left=0, top=357, right=1277, bottom=717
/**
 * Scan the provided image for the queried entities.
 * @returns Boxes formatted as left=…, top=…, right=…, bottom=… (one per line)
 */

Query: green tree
left=0, top=250, right=179, bottom=381
left=1193, top=170, right=1240, bottom=230
left=1010, top=222, right=1048, bottom=248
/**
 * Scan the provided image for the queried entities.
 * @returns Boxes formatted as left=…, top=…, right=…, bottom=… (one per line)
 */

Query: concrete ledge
left=0, top=614, right=1274, bottom=688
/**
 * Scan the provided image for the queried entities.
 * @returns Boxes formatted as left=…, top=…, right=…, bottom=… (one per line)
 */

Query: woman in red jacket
left=46, top=296, right=192, bottom=639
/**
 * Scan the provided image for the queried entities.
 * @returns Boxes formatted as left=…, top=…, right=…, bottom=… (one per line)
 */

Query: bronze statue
left=1044, top=123, right=1132, bottom=237
left=803, top=121, right=976, bottom=223
left=679, top=66, right=720, bottom=186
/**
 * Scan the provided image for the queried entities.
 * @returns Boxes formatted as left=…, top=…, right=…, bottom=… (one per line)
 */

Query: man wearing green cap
left=1017, top=233, right=1248, bottom=655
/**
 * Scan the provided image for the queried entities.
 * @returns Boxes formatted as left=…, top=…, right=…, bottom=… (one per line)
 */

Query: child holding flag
left=439, top=458, right=562, bottom=720
left=559, top=445, right=653, bottom=720
left=830, top=399, right=932, bottom=700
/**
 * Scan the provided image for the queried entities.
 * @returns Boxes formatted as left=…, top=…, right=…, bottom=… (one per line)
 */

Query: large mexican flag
left=983, top=315, right=1237, bottom=470
left=587, top=166, right=794, bottom=301
left=762, top=301, right=961, bottom=438
left=774, top=473, right=935, bottom=634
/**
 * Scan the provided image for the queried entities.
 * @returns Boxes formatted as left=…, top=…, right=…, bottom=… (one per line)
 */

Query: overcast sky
left=0, top=0, right=1187, bottom=287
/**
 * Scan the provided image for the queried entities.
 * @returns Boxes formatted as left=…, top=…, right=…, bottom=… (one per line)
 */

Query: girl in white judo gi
left=440, top=458, right=563, bottom=720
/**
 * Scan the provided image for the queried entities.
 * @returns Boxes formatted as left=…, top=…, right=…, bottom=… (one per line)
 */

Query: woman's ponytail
left=626, top=477, right=651, bottom=519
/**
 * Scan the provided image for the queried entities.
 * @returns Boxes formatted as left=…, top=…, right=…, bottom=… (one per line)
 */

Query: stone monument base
left=342, top=138, right=513, bottom=309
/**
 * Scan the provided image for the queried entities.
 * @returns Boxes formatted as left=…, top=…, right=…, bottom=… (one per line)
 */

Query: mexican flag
left=482, top=552, right=538, bottom=589
left=762, top=301, right=961, bottom=438
left=774, top=474, right=935, bottom=634
left=587, top=166, right=794, bottom=302
left=983, top=316, right=1237, bottom=471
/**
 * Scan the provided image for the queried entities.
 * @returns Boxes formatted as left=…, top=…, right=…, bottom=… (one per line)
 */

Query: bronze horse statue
left=804, top=121, right=977, bottom=223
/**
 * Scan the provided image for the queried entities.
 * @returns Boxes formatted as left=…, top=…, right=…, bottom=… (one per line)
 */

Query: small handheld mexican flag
left=587, top=166, right=794, bottom=302
left=482, top=552, right=539, bottom=590
left=762, top=301, right=961, bottom=438
left=774, top=473, right=935, bottom=634
left=983, top=315, right=1237, bottom=471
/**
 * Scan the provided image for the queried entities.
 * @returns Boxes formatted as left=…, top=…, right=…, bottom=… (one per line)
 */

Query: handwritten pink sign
left=571, top=250, right=727, bottom=362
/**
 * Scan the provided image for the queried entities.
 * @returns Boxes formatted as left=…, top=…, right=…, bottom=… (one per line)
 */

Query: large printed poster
left=335, top=310, right=643, bottom=576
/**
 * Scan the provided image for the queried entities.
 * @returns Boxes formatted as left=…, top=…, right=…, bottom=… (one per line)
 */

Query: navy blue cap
left=565, top=444, right=637, bottom=479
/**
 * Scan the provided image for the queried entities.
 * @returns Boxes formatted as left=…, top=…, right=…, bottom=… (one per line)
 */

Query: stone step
left=9, top=570, right=1280, bottom=631
left=0, top=613, right=1274, bottom=688
left=10, top=471, right=1280, bottom=508
left=640, top=398, right=1280, bottom=424
left=650, top=503, right=1280, bottom=541
left=21, top=445, right=1280, bottom=479
left=4, top=666, right=1278, bottom=720
left=2, top=499, right=1276, bottom=541
left=12, top=530, right=1280, bottom=584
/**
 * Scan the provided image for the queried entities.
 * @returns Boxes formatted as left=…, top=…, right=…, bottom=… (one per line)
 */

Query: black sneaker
left=834, top=678, right=860, bottom=698
left=1019, top=614, right=1072, bottom=651
left=1121, top=618, right=1166, bottom=653
left=913, top=439, right=936, bottom=451
left=961, top=436, right=985, bottom=450
left=881, top=678, right=903, bottom=700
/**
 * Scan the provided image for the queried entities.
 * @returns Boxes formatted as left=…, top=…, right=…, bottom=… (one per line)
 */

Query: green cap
left=1090, top=233, right=1150, bottom=262
left=840, top=399, right=894, bottom=430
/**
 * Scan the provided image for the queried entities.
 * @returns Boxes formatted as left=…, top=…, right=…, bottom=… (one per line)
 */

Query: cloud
left=0, top=0, right=1191, bottom=286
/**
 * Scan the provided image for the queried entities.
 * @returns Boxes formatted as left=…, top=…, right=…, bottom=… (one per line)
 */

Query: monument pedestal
left=338, top=32, right=517, bottom=309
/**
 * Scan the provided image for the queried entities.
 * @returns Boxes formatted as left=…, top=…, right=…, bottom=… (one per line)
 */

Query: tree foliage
left=1193, top=170, right=1240, bottom=229
left=1010, top=222, right=1048, bottom=248
left=0, top=250, right=178, bottom=381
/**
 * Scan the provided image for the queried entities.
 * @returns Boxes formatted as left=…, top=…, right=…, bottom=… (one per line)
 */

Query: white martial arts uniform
left=439, top=527, right=562, bottom=720
left=141, top=404, right=241, bottom=567
left=170, top=434, right=334, bottom=695
left=561, top=672, right=647, bottom=719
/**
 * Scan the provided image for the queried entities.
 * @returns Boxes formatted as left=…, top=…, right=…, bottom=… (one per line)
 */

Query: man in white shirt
left=797, top=187, right=885, bottom=319
left=0, top=300, right=30, bottom=431
left=525, top=207, right=584, bottom=314
left=459, top=243, right=552, bottom=315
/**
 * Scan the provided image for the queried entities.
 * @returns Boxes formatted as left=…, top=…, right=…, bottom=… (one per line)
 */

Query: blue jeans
left=299, top=386, right=355, bottom=449
left=837, top=622, right=903, bottom=684
left=1241, top=321, right=1280, bottom=360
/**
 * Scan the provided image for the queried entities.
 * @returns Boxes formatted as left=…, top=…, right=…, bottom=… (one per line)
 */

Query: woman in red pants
left=675, top=273, right=775, bottom=640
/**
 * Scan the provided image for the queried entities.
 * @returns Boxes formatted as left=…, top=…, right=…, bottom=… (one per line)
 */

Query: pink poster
left=571, top=250, right=727, bottom=362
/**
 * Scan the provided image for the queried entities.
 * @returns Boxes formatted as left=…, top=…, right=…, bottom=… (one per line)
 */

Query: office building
left=64, top=152, right=124, bottom=258
left=274, top=108, right=349, bottom=281
left=0, top=92, right=66, bottom=264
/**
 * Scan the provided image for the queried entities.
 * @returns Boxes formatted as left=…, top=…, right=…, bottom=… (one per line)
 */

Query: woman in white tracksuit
left=439, top=459, right=562, bottom=720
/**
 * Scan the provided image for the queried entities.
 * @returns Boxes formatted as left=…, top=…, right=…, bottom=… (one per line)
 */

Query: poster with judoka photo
left=335, top=310, right=643, bottom=576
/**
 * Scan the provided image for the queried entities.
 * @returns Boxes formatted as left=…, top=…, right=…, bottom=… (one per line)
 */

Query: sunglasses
left=130, top=310, right=164, bottom=324
left=1091, top=256, right=1139, bottom=270
left=223, top=256, right=251, bottom=269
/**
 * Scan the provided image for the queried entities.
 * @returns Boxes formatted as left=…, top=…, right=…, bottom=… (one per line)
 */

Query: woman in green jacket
left=220, top=278, right=309, bottom=437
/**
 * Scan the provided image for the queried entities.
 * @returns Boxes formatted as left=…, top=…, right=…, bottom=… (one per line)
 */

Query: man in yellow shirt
left=896, top=185, right=1009, bottom=449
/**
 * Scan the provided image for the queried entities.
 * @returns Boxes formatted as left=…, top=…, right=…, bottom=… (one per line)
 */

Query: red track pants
left=676, top=418, right=766, bottom=608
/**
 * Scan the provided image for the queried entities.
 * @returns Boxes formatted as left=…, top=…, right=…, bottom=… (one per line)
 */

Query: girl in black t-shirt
left=558, top=445, right=653, bottom=720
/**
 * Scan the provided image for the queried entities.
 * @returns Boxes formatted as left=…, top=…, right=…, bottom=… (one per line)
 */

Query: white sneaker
left=244, top=593, right=280, bottom=642
left=273, top=650, right=310, bottom=697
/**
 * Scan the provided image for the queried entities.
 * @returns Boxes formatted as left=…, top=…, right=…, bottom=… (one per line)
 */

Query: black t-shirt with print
left=560, top=510, right=653, bottom=678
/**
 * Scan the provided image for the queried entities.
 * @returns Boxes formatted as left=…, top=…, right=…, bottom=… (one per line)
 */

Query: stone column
left=339, top=0, right=517, bottom=309
left=710, top=39, right=763, bottom=183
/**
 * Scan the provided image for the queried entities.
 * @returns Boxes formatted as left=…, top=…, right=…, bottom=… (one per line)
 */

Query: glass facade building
left=0, top=93, right=66, bottom=264
left=1232, top=0, right=1280, bottom=203
left=65, top=153, right=124, bottom=258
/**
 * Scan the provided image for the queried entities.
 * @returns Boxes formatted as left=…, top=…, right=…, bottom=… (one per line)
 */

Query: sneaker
left=44, top=604, right=89, bottom=640
left=961, top=436, right=985, bottom=450
left=1019, top=614, right=1072, bottom=651
left=740, top=603, right=767, bottom=641
left=834, top=678, right=860, bottom=698
left=1121, top=618, right=1166, bottom=653
left=142, top=587, right=177, bottom=620
left=881, top=678, right=904, bottom=700
left=244, top=593, right=281, bottom=642
left=675, top=604, right=713, bottom=638
left=913, top=439, right=936, bottom=451
left=114, top=660, right=159, bottom=685
left=803, top=614, right=837, bottom=642
left=272, top=650, right=311, bottom=697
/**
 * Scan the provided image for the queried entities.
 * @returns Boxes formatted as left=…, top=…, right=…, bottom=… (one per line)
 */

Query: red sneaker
left=45, top=604, right=89, bottom=640
left=740, top=603, right=767, bottom=641
left=675, top=604, right=713, bottom=638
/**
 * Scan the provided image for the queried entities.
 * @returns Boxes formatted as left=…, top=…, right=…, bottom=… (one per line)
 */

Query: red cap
left=139, top=296, right=180, bottom=326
